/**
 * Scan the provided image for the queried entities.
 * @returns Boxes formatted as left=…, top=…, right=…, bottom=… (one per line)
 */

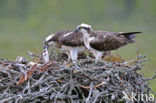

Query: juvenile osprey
left=76, top=23, right=141, bottom=62
left=44, top=30, right=86, bottom=62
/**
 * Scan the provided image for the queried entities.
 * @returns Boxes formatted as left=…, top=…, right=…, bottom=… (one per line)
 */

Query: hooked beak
left=44, top=42, right=49, bottom=49
left=74, top=28, right=80, bottom=33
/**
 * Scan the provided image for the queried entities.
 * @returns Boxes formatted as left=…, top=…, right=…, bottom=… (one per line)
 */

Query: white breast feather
left=61, top=45, right=85, bottom=52
left=84, top=37, right=95, bottom=50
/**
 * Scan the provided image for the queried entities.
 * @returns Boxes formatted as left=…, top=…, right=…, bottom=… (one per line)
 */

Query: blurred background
left=0, top=0, right=156, bottom=91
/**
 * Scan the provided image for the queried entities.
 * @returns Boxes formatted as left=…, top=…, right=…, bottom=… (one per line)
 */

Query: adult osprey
left=44, top=30, right=86, bottom=62
left=76, top=23, right=141, bottom=62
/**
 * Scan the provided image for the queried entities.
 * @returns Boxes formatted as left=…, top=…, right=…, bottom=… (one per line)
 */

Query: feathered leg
left=66, top=51, right=71, bottom=63
left=93, top=51, right=103, bottom=62
left=70, top=48, right=78, bottom=63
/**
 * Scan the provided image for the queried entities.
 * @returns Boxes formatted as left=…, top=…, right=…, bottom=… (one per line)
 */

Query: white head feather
left=44, top=34, right=55, bottom=45
left=77, top=23, right=92, bottom=37
left=77, top=23, right=92, bottom=30
left=45, top=34, right=54, bottom=42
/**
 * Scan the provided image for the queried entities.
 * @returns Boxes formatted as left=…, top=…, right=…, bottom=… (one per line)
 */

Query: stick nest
left=0, top=52, right=156, bottom=103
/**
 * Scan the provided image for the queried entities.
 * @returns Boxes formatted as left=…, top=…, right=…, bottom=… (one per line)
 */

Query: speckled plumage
left=44, top=30, right=86, bottom=62
left=49, top=30, right=73, bottom=48
left=88, top=31, right=141, bottom=51
left=59, top=31, right=84, bottom=47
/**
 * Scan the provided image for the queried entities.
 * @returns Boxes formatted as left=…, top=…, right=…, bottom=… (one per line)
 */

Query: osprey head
left=75, top=23, right=92, bottom=36
left=44, top=34, right=55, bottom=49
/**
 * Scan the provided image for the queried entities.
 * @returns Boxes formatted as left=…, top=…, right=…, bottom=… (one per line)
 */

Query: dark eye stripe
left=79, top=27, right=83, bottom=29
left=48, top=39, right=53, bottom=42
left=81, top=27, right=89, bottom=30
left=79, top=27, right=90, bottom=31
left=85, top=27, right=90, bottom=31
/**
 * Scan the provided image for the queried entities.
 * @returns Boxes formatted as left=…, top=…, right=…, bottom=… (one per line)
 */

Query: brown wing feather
left=59, top=31, right=84, bottom=46
left=55, top=30, right=72, bottom=42
left=49, top=30, right=72, bottom=43
left=90, top=31, right=129, bottom=51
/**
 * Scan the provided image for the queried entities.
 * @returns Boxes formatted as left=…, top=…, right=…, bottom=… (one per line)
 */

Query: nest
left=0, top=51, right=156, bottom=103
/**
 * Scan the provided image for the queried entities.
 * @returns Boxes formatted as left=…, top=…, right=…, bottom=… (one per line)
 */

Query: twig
left=79, top=81, right=107, bottom=89
left=86, top=82, right=94, bottom=103
left=145, top=72, right=156, bottom=81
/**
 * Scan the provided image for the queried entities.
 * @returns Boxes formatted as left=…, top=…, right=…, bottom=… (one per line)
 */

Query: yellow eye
left=45, top=41, right=48, bottom=44
left=79, top=27, right=83, bottom=29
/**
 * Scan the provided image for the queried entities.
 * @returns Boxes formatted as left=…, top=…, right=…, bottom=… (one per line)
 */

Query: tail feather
left=119, top=32, right=141, bottom=43
left=119, top=32, right=142, bottom=35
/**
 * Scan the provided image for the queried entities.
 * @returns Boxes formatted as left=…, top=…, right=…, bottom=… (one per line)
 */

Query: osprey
left=44, top=30, right=86, bottom=62
left=76, top=23, right=141, bottom=62
left=44, top=30, right=72, bottom=61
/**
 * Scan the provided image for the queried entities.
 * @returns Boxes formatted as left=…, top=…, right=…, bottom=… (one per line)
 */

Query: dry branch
left=0, top=52, right=155, bottom=103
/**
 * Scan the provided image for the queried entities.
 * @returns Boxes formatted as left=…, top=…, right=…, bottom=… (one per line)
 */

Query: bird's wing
left=89, top=31, right=128, bottom=51
left=50, top=30, right=72, bottom=43
left=56, top=30, right=73, bottom=42
left=59, top=31, right=84, bottom=46
left=118, top=31, right=141, bottom=43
